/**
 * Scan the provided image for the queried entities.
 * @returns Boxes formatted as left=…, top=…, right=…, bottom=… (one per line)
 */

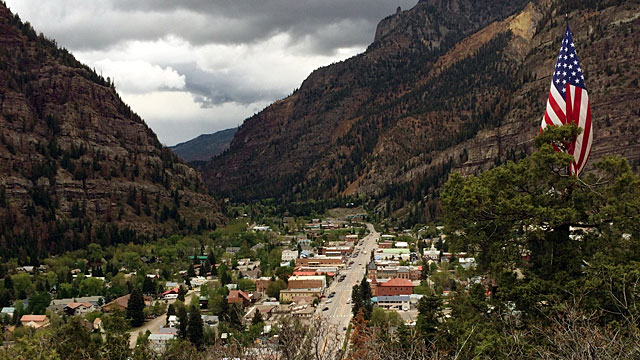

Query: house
left=395, top=241, right=409, bottom=248
left=162, top=287, right=179, bottom=297
left=149, top=333, right=176, bottom=352
left=21, top=315, right=50, bottom=329
left=102, top=294, right=150, bottom=313
left=1, top=307, right=15, bottom=319
left=376, top=278, right=414, bottom=297
left=281, top=250, right=299, bottom=262
left=228, top=290, right=251, bottom=307
left=48, top=296, right=103, bottom=314
left=225, top=247, right=241, bottom=254
left=378, top=242, right=393, bottom=249
left=64, top=302, right=95, bottom=316
left=318, top=246, right=353, bottom=257
left=252, top=225, right=271, bottom=232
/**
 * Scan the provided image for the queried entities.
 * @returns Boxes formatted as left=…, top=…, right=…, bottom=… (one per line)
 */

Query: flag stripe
left=539, top=24, right=593, bottom=177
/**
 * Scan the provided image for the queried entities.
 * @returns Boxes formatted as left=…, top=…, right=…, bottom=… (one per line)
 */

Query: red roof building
left=228, top=290, right=251, bottom=307
left=376, top=278, right=414, bottom=296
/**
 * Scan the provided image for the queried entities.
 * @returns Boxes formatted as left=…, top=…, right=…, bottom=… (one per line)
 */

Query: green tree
left=27, top=291, right=51, bottom=315
left=359, top=277, right=373, bottom=319
left=166, top=303, right=176, bottom=326
left=415, top=294, right=441, bottom=340
left=177, top=303, right=188, bottom=338
left=177, top=285, right=187, bottom=301
left=187, top=305, right=204, bottom=348
left=251, top=309, right=264, bottom=325
left=142, top=276, right=155, bottom=295
left=187, top=263, right=196, bottom=278
left=53, top=316, right=97, bottom=360
left=266, top=279, right=287, bottom=299
left=126, top=288, right=145, bottom=327
left=102, top=310, right=131, bottom=360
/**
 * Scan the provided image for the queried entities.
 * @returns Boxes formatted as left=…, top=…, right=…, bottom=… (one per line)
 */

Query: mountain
left=170, top=128, right=237, bottom=162
left=0, top=4, right=223, bottom=261
left=200, top=0, right=640, bottom=223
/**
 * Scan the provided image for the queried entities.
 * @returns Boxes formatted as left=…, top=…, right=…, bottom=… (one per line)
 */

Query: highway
left=316, top=223, right=379, bottom=354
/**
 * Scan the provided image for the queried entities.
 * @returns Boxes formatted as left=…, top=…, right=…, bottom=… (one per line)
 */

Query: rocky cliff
left=202, top=0, right=640, bottom=224
left=0, top=3, right=223, bottom=261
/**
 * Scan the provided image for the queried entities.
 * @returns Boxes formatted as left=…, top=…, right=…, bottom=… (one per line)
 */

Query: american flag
left=541, top=24, right=593, bottom=176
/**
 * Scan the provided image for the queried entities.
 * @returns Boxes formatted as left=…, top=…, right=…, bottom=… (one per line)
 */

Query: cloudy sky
left=5, top=0, right=417, bottom=146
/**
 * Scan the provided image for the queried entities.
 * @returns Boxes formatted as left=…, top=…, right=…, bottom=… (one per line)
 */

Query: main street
left=316, top=222, right=379, bottom=354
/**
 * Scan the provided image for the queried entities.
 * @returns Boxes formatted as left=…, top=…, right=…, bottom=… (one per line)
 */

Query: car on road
left=322, top=307, right=329, bottom=311
left=327, top=299, right=332, bottom=304
left=346, top=299, right=351, bottom=304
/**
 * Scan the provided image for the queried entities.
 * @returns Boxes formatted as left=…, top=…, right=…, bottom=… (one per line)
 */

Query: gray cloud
left=4, top=0, right=418, bottom=145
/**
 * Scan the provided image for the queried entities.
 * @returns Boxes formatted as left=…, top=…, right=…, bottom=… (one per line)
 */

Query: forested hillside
left=201, top=0, right=640, bottom=226
left=0, top=3, right=224, bottom=263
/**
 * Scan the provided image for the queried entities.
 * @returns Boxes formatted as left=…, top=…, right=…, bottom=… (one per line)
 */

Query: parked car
left=322, top=307, right=329, bottom=311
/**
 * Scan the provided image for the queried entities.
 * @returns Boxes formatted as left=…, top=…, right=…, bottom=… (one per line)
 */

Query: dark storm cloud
left=42, top=0, right=417, bottom=54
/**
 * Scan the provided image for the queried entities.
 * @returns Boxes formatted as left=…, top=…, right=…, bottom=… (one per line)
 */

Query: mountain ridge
left=170, top=127, right=237, bottom=162
left=0, top=3, right=224, bottom=260
left=200, top=0, right=640, bottom=225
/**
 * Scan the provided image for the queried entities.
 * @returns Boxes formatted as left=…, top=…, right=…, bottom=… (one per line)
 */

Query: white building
left=458, top=257, right=476, bottom=269
left=424, top=244, right=440, bottom=261
left=395, top=241, right=409, bottom=248
left=149, top=333, right=176, bottom=352
left=281, top=250, right=299, bottom=262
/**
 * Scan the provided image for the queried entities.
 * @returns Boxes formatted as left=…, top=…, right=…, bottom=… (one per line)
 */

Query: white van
left=163, top=294, right=178, bottom=300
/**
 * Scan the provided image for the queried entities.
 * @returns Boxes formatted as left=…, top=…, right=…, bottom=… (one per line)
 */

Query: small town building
left=281, top=250, right=299, bottom=262
left=287, top=275, right=326, bottom=291
left=64, top=302, right=95, bottom=316
left=21, top=315, right=50, bottom=329
left=228, top=290, right=251, bottom=307
left=279, top=288, right=322, bottom=303
left=376, top=278, right=414, bottom=297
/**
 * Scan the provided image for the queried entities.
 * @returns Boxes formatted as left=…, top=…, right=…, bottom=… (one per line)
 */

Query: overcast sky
left=5, top=0, right=417, bottom=146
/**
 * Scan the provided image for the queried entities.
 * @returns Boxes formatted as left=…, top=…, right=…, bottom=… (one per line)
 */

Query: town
left=0, top=205, right=478, bottom=356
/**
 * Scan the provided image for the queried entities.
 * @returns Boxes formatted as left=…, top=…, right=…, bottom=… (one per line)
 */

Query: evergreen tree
left=177, top=285, right=187, bottom=302
left=166, top=304, right=175, bottom=326
left=126, top=288, right=145, bottom=328
left=351, top=284, right=363, bottom=316
left=252, top=309, right=264, bottom=325
left=199, top=262, right=209, bottom=277
left=187, top=305, right=204, bottom=348
left=207, top=248, right=217, bottom=276
left=359, top=277, right=373, bottom=319
left=4, top=275, right=13, bottom=298
left=187, top=263, right=196, bottom=278
left=228, top=303, right=244, bottom=331
left=415, top=293, right=442, bottom=341
left=142, top=276, right=155, bottom=295
left=177, top=304, right=188, bottom=338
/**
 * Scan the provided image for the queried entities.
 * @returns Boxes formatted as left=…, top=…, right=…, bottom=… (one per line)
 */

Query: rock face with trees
left=0, top=3, right=224, bottom=262
left=201, top=0, right=640, bottom=226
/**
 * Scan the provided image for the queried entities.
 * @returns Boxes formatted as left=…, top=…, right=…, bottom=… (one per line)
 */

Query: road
left=317, top=223, right=379, bottom=354
left=128, top=290, right=197, bottom=348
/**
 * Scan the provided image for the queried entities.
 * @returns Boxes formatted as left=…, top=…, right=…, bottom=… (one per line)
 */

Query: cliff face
left=0, top=4, right=223, bottom=260
left=202, top=0, right=640, bottom=222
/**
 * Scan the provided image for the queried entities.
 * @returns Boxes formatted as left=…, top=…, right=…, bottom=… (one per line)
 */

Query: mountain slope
left=0, top=4, right=223, bottom=261
left=170, top=128, right=237, bottom=162
left=201, top=0, right=532, bottom=199
left=201, top=0, right=640, bottom=224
